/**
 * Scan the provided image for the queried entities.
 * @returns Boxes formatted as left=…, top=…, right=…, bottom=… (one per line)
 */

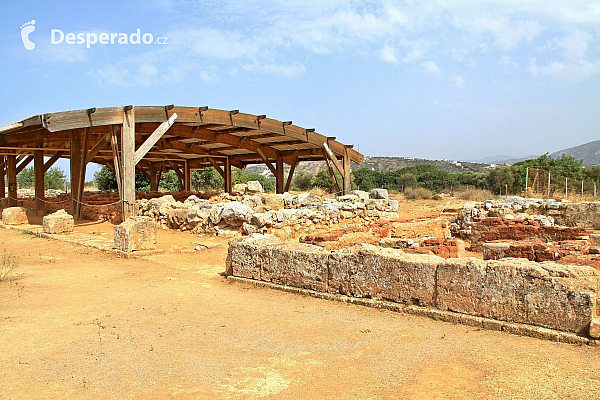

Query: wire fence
left=521, top=167, right=598, bottom=200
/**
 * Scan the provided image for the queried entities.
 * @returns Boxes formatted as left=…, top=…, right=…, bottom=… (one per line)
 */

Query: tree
left=45, top=167, right=67, bottom=190
left=159, top=170, right=180, bottom=192
left=397, top=173, right=417, bottom=191
left=192, top=167, right=224, bottom=191
left=352, top=168, right=380, bottom=191
left=17, top=167, right=67, bottom=190
left=94, top=166, right=118, bottom=191
left=290, top=171, right=314, bottom=191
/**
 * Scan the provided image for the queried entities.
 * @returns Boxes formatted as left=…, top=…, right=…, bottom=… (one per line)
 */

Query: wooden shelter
left=0, top=106, right=363, bottom=219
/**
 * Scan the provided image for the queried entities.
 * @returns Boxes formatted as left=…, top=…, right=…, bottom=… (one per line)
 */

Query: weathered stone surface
left=264, top=242, right=329, bottom=291
left=114, top=216, right=157, bottom=252
left=590, top=318, right=600, bottom=339
left=241, top=195, right=263, bottom=210
left=251, top=212, right=273, bottom=228
left=226, top=234, right=281, bottom=278
left=228, top=235, right=600, bottom=336
left=2, top=207, right=28, bottom=225
left=221, top=202, right=254, bottom=227
left=435, top=258, right=599, bottom=334
left=232, top=183, right=247, bottom=196
left=245, top=180, right=264, bottom=194
left=370, top=188, right=389, bottom=199
left=43, top=209, right=74, bottom=234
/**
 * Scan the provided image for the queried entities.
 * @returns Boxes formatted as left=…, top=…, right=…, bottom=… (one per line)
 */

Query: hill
left=550, top=140, right=600, bottom=166
left=246, top=156, right=492, bottom=176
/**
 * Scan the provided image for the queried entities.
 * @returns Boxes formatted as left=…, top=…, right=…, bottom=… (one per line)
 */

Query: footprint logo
left=20, top=20, right=36, bottom=50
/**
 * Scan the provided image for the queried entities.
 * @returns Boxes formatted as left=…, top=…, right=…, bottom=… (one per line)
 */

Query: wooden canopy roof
left=0, top=105, right=364, bottom=170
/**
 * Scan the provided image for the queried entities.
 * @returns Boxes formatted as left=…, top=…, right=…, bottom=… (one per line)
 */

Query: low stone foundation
left=227, top=234, right=600, bottom=339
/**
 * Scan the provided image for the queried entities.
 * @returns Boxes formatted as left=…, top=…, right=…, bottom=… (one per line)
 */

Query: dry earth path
left=0, top=227, right=599, bottom=399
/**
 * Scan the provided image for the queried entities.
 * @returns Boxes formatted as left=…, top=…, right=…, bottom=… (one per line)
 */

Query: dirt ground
left=0, top=228, right=599, bottom=399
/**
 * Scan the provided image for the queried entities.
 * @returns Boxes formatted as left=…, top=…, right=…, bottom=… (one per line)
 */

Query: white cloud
left=242, top=61, right=306, bottom=78
left=498, top=55, right=519, bottom=72
left=421, top=61, right=441, bottom=76
left=88, top=62, right=186, bottom=86
left=378, top=44, right=398, bottom=63
left=452, top=75, right=465, bottom=88
left=549, top=31, right=593, bottom=60
left=199, top=70, right=219, bottom=83
left=529, top=57, right=600, bottom=81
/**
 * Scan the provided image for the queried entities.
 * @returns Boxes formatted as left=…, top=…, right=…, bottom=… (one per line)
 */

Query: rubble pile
left=138, top=183, right=402, bottom=239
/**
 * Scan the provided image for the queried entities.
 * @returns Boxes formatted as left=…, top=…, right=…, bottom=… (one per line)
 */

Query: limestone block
left=2, top=207, right=28, bottom=225
left=226, top=234, right=281, bottom=278
left=435, top=258, right=599, bottom=334
left=328, top=244, right=438, bottom=305
left=241, top=195, right=263, bottom=210
left=264, top=242, right=329, bottom=291
left=245, top=180, right=264, bottom=194
left=114, top=216, right=157, bottom=252
left=43, top=209, right=74, bottom=234
left=251, top=212, right=273, bottom=228
left=221, top=202, right=254, bottom=227
left=232, top=183, right=247, bottom=196
left=370, top=188, right=389, bottom=199
left=590, top=318, right=600, bottom=339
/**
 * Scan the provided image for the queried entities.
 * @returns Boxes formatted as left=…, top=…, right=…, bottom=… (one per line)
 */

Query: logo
left=20, top=20, right=36, bottom=50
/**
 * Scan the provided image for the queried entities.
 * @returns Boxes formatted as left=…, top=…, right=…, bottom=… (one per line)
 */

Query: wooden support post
left=121, top=107, right=136, bottom=219
left=342, top=147, right=352, bottom=195
left=208, top=158, right=226, bottom=180
left=75, top=128, right=90, bottom=220
left=325, top=158, right=340, bottom=195
left=224, top=157, right=232, bottom=194
left=69, top=130, right=82, bottom=217
left=184, top=160, right=191, bottom=191
left=0, top=156, right=5, bottom=199
left=44, top=150, right=66, bottom=173
left=16, top=156, right=34, bottom=174
left=150, top=163, right=159, bottom=192
left=110, top=125, right=123, bottom=199
left=7, top=155, right=17, bottom=207
left=34, top=135, right=45, bottom=216
left=284, top=153, right=299, bottom=193
left=276, top=157, right=284, bottom=194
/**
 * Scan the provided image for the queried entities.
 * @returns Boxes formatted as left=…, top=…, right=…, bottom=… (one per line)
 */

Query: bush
left=290, top=171, right=314, bottom=191
left=403, top=187, right=434, bottom=200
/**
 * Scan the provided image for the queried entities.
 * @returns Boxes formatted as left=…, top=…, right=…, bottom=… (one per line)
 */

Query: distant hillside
left=471, top=155, right=537, bottom=165
left=550, top=140, right=600, bottom=166
left=246, top=156, right=492, bottom=176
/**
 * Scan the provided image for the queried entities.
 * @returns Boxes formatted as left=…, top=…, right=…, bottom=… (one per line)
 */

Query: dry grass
left=403, top=187, right=434, bottom=200
left=457, top=189, right=494, bottom=201
left=0, top=249, right=20, bottom=283
left=309, top=187, right=331, bottom=198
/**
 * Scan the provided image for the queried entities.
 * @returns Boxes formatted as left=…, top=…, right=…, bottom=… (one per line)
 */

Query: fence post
left=565, top=177, right=568, bottom=200
left=525, top=167, right=528, bottom=199
left=547, top=172, right=551, bottom=198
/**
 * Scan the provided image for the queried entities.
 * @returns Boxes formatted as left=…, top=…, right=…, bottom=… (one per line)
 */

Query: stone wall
left=227, top=235, right=600, bottom=337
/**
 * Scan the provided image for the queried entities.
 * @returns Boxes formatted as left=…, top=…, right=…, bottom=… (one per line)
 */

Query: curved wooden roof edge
left=0, top=105, right=364, bottom=165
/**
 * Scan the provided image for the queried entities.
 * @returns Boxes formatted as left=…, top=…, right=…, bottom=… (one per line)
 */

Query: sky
left=1, top=0, right=599, bottom=179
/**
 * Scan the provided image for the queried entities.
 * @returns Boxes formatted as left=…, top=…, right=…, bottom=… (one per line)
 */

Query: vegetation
left=89, top=154, right=598, bottom=196
left=0, top=249, right=20, bottom=283
left=17, top=167, right=67, bottom=190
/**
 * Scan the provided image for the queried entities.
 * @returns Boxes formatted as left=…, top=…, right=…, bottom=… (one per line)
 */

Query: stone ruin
left=227, top=234, right=600, bottom=340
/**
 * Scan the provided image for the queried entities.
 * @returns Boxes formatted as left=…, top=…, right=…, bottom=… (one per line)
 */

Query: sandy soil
left=1, top=222, right=599, bottom=399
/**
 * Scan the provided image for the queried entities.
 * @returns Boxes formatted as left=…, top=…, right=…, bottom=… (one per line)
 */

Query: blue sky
left=1, top=0, right=599, bottom=179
